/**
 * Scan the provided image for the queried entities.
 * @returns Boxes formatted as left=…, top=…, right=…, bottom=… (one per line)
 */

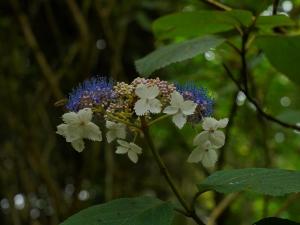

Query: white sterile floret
left=134, top=84, right=162, bottom=116
left=106, top=121, right=126, bottom=143
left=56, top=108, right=102, bottom=152
left=193, top=117, right=228, bottom=148
left=115, top=140, right=142, bottom=163
left=163, top=91, right=197, bottom=129
left=187, top=140, right=218, bottom=168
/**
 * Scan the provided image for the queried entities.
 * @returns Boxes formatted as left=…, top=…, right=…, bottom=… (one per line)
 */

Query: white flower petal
left=82, top=122, right=102, bottom=141
left=129, top=143, right=142, bottom=154
left=117, top=140, right=130, bottom=148
left=147, top=85, right=160, bottom=99
left=217, top=118, right=229, bottom=129
left=71, top=139, right=85, bottom=152
left=202, top=140, right=213, bottom=149
left=106, top=121, right=115, bottom=129
left=116, top=140, right=141, bottom=163
left=187, top=147, right=205, bottom=163
left=149, top=98, right=162, bottom=114
left=170, top=91, right=184, bottom=107
left=116, top=128, right=126, bottom=140
left=210, top=130, right=225, bottom=148
left=202, top=117, right=219, bottom=131
left=65, top=124, right=81, bottom=142
left=163, top=106, right=178, bottom=115
left=165, top=91, right=198, bottom=128
left=106, top=122, right=126, bottom=143
left=135, top=85, right=148, bottom=99
left=193, top=131, right=210, bottom=146
left=202, top=149, right=218, bottom=168
left=181, top=100, right=197, bottom=115
left=62, top=112, right=78, bottom=124
left=128, top=151, right=139, bottom=163
left=115, top=146, right=128, bottom=154
left=134, top=99, right=148, bottom=116
left=56, top=124, right=68, bottom=136
left=57, top=108, right=103, bottom=151
left=106, top=130, right=115, bottom=143
left=77, top=108, right=93, bottom=122
left=172, top=113, right=187, bottom=129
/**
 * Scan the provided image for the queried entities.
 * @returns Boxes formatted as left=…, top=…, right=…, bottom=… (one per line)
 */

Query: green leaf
left=153, top=10, right=253, bottom=39
left=277, top=110, right=300, bottom=124
left=226, top=10, right=253, bottom=26
left=60, top=196, right=174, bottom=225
left=222, top=0, right=272, bottom=14
left=253, top=217, right=300, bottom=225
left=198, top=168, right=300, bottom=196
left=135, top=35, right=225, bottom=76
left=256, top=15, right=294, bottom=28
left=256, top=35, right=300, bottom=86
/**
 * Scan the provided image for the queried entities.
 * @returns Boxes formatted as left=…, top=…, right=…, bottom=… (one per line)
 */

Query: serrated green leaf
left=253, top=217, right=300, bottom=225
left=60, top=196, right=174, bottom=225
left=198, top=168, right=300, bottom=196
left=135, top=35, right=224, bottom=76
left=153, top=10, right=253, bottom=40
left=256, top=15, right=294, bottom=28
left=256, top=35, right=300, bottom=86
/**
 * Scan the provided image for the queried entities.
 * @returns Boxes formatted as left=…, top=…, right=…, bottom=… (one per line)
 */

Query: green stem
left=93, top=107, right=142, bottom=131
left=133, top=132, right=138, bottom=142
left=272, top=0, right=280, bottom=15
left=148, top=114, right=171, bottom=126
left=106, top=113, right=141, bottom=130
left=141, top=117, right=205, bottom=225
left=241, top=31, right=249, bottom=95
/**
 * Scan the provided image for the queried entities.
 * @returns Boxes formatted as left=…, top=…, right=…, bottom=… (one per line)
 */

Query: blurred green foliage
left=1, top=0, right=300, bottom=225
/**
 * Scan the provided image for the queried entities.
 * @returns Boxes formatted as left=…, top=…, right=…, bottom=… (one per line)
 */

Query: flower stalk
left=148, top=114, right=171, bottom=126
left=141, top=117, right=205, bottom=225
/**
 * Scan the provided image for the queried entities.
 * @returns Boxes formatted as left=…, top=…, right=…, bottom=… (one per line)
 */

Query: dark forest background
left=1, top=0, right=300, bottom=225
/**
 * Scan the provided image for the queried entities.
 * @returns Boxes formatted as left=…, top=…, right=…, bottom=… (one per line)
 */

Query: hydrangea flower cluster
left=57, top=76, right=227, bottom=167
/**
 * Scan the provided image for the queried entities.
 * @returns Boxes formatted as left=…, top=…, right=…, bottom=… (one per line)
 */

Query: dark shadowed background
left=1, top=0, right=300, bottom=225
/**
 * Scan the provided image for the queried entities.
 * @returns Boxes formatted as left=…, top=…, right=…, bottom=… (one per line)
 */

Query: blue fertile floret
left=66, top=76, right=116, bottom=111
left=176, top=82, right=213, bottom=121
